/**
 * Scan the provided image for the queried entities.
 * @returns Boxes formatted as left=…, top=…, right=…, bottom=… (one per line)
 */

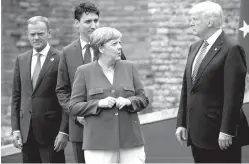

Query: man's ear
left=75, top=19, right=80, bottom=29
left=47, top=29, right=52, bottom=38
left=208, top=19, right=213, bottom=27
left=99, top=45, right=104, bottom=54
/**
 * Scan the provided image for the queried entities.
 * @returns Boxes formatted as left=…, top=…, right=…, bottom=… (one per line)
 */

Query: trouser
left=85, top=146, right=145, bottom=164
left=191, top=143, right=241, bottom=163
left=72, top=141, right=85, bottom=163
left=22, top=126, right=65, bottom=163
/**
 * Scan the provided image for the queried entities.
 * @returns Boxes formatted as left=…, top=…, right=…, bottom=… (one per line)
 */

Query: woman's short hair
left=90, top=27, right=122, bottom=56
left=189, top=1, right=223, bottom=28
left=27, top=16, right=51, bottom=30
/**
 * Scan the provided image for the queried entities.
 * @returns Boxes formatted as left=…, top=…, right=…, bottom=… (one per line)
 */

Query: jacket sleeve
left=126, top=63, right=149, bottom=113
left=56, top=49, right=71, bottom=114
left=11, top=57, right=21, bottom=132
left=69, top=67, right=101, bottom=117
left=56, top=49, right=81, bottom=125
left=176, top=68, right=187, bottom=128
left=221, top=45, right=247, bottom=136
left=176, top=45, right=193, bottom=128
left=59, top=110, right=69, bottom=134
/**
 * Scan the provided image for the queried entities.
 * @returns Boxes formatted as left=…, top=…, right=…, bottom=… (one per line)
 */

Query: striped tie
left=32, top=53, right=42, bottom=89
left=192, top=41, right=209, bottom=83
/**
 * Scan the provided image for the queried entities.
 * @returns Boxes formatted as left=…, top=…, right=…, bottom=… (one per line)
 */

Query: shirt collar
left=80, top=37, right=90, bottom=49
left=32, top=43, right=50, bottom=56
left=206, top=29, right=222, bottom=45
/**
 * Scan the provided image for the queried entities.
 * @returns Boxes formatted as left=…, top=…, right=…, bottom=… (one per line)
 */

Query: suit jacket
left=69, top=60, right=149, bottom=150
left=177, top=31, right=248, bottom=149
left=11, top=47, right=68, bottom=145
left=56, top=39, right=126, bottom=142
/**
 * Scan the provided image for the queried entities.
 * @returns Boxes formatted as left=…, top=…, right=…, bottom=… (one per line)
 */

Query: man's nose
left=34, top=34, right=40, bottom=39
left=118, top=43, right=122, bottom=49
left=90, top=22, right=97, bottom=29
left=190, top=20, right=194, bottom=26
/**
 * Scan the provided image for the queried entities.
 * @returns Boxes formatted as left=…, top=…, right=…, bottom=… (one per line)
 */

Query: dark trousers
left=72, top=141, right=85, bottom=163
left=22, top=126, right=65, bottom=163
left=191, top=143, right=241, bottom=163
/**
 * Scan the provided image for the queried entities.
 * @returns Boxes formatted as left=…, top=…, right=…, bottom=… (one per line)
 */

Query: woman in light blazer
left=69, top=27, right=149, bottom=164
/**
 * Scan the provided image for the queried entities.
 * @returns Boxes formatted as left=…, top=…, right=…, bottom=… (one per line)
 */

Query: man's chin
left=33, top=45, right=44, bottom=52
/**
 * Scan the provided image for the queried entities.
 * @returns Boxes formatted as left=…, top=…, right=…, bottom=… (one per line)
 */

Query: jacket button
left=111, top=90, right=115, bottom=93
left=115, top=112, right=118, bottom=116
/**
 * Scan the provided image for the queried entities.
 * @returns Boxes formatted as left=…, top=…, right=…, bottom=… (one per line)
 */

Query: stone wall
left=1, top=0, right=240, bottom=144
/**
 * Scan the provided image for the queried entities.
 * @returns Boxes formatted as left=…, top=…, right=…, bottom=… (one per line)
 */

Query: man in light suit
left=11, top=16, right=68, bottom=163
left=175, top=1, right=249, bottom=163
left=56, top=2, right=126, bottom=163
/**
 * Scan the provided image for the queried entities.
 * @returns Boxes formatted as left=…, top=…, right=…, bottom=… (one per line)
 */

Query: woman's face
left=101, top=38, right=122, bottom=61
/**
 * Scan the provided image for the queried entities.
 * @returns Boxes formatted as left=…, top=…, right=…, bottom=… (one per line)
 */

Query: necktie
left=32, top=53, right=42, bottom=89
left=192, top=41, right=209, bottom=83
left=84, top=44, right=91, bottom=64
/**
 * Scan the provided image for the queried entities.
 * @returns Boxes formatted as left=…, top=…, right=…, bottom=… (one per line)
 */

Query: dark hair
left=74, top=2, right=100, bottom=21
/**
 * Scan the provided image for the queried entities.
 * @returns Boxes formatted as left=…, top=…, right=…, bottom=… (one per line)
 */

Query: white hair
left=189, top=1, right=223, bottom=28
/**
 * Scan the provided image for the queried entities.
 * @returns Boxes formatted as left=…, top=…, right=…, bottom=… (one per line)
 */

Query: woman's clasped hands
left=98, top=96, right=131, bottom=109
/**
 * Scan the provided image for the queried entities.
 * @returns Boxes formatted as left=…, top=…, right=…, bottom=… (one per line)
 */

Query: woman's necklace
left=98, top=60, right=115, bottom=72
left=102, top=67, right=114, bottom=72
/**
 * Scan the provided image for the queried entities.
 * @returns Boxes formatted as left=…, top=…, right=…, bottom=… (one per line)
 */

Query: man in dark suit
left=56, top=2, right=126, bottom=163
left=175, top=1, right=249, bottom=163
left=11, top=16, right=68, bottom=163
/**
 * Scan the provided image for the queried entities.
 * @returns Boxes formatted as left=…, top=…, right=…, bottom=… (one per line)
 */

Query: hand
left=98, top=96, right=116, bottom=108
left=76, top=116, right=85, bottom=125
left=54, top=133, right=68, bottom=152
left=115, top=97, right=131, bottom=110
left=12, top=131, right=23, bottom=149
left=218, top=132, right=232, bottom=150
left=175, top=127, right=187, bottom=146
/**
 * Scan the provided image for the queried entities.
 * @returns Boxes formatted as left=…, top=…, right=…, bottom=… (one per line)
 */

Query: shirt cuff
left=59, top=132, right=69, bottom=136
left=13, top=130, right=20, bottom=134
left=220, top=132, right=234, bottom=137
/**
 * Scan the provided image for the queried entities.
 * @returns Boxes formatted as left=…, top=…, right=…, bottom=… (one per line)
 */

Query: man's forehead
left=81, top=12, right=99, bottom=20
left=28, top=26, right=47, bottom=33
left=190, top=13, right=200, bottom=19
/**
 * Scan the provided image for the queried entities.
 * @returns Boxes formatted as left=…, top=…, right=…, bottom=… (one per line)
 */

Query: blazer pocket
left=89, top=88, right=104, bottom=96
left=123, top=86, right=135, bottom=92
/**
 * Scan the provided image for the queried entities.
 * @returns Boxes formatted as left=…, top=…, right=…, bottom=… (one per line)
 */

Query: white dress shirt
left=192, top=29, right=222, bottom=75
left=80, top=37, right=94, bottom=61
left=31, top=43, right=50, bottom=78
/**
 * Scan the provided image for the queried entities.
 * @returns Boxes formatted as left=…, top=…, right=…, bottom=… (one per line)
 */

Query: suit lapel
left=191, top=33, right=224, bottom=89
left=22, top=50, right=33, bottom=94
left=74, top=39, right=84, bottom=66
left=186, top=41, right=203, bottom=86
left=32, top=47, right=56, bottom=93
